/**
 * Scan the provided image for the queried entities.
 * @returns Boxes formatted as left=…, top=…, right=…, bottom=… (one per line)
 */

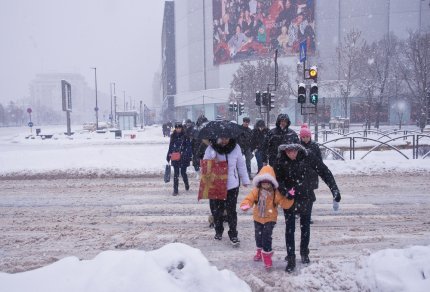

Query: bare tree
left=358, top=33, right=399, bottom=129
left=397, top=30, right=430, bottom=131
left=337, top=30, right=366, bottom=118
left=230, top=59, right=294, bottom=121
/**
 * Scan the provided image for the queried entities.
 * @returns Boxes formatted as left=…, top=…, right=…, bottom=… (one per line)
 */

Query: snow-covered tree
left=336, top=30, right=366, bottom=119
left=397, top=30, right=430, bottom=130
left=358, top=33, right=399, bottom=129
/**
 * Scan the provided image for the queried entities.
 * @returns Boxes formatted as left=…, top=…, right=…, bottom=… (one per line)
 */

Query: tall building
left=161, top=1, right=177, bottom=122
left=161, top=0, right=430, bottom=124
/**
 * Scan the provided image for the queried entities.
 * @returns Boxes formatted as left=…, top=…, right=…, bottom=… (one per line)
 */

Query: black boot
left=301, top=254, right=310, bottom=264
left=173, top=177, right=179, bottom=195
left=183, top=176, right=189, bottom=191
left=285, top=255, right=296, bottom=273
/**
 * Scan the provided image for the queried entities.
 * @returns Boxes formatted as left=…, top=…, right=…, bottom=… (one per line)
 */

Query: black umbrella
left=197, top=121, right=243, bottom=140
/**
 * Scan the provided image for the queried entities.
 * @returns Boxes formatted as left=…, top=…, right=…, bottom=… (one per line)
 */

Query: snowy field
left=0, top=124, right=429, bottom=291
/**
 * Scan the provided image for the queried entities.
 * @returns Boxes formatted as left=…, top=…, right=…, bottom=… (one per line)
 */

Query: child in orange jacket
left=240, top=165, right=294, bottom=270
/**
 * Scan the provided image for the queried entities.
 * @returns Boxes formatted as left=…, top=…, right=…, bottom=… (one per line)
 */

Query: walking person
left=238, top=117, right=253, bottom=179
left=261, top=113, right=299, bottom=167
left=299, top=124, right=322, bottom=224
left=166, top=122, right=192, bottom=196
left=251, top=119, right=269, bottom=173
left=275, top=142, right=341, bottom=273
left=240, top=165, right=294, bottom=270
left=203, top=135, right=250, bottom=245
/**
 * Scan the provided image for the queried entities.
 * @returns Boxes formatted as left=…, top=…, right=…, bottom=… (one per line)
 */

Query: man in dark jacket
left=237, top=117, right=253, bottom=179
left=275, top=143, right=341, bottom=273
left=261, top=113, right=299, bottom=166
left=250, top=119, right=269, bottom=173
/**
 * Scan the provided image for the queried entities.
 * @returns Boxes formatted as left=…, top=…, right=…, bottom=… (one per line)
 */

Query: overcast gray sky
left=0, top=0, right=165, bottom=106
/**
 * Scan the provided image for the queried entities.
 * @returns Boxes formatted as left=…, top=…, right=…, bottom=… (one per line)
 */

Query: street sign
left=61, top=80, right=72, bottom=112
left=300, top=40, right=307, bottom=63
left=28, top=122, right=34, bottom=127
left=27, top=108, right=32, bottom=114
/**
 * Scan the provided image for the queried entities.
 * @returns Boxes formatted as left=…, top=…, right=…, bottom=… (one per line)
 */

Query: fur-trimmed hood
left=252, top=165, right=279, bottom=188
left=278, top=143, right=306, bottom=153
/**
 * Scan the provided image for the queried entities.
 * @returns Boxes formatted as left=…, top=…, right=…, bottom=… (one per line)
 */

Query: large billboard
left=212, top=0, right=315, bottom=65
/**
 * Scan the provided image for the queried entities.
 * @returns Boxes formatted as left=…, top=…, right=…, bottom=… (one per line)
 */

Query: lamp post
left=396, top=100, right=406, bottom=130
left=91, top=67, right=99, bottom=130
left=123, top=90, right=126, bottom=111
left=110, top=82, right=116, bottom=125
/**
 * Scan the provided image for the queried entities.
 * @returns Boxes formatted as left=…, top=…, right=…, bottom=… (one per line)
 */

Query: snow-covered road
left=1, top=173, right=429, bottom=291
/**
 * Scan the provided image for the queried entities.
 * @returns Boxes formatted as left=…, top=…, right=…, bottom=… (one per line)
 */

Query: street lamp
left=396, top=100, right=406, bottom=130
left=91, top=67, right=99, bottom=130
left=110, top=82, right=116, bottom=125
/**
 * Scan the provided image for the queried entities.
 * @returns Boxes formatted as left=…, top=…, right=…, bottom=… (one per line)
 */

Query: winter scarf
left=210, top=139, right=237, bottom=155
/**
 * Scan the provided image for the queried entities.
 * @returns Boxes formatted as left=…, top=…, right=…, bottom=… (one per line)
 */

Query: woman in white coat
left=204, top=136, right=250, bottom=246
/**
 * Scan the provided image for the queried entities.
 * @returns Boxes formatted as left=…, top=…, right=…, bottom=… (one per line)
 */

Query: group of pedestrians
left=165, top=113, right=341, bottom=272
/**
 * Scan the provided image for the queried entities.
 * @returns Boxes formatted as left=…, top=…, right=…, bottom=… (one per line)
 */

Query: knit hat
left=300, top=123, right=312, bottom=138
left=252, top=165, right=279, bottom=188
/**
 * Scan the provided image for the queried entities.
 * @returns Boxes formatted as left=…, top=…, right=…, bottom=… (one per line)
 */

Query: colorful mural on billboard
left=212, top=0, right=315, bottom=65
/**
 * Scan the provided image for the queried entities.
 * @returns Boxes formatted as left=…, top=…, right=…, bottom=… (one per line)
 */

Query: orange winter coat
left=240, top=188, right=294, bottom=224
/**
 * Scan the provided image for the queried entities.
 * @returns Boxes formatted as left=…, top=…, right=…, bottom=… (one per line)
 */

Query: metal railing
left=318, top=132, right=430, bottom=160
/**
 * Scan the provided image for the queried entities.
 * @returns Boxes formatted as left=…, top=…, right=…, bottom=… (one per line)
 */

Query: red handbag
left=171, top=152, right=181, bottom=161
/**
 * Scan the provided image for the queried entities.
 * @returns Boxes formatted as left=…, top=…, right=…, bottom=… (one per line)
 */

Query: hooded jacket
left=261, top=114, right=299, bottom=166
left=240, top=165, right=293, bottom=224
left=275, top=144, right=340, bottom=203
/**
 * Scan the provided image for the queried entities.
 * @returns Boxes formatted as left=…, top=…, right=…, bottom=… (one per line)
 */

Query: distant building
left=29, top=73, right=110, bottom=125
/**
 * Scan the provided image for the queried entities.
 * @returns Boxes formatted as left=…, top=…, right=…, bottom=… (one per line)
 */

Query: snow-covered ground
left=0, top=124, right=429, bottom=291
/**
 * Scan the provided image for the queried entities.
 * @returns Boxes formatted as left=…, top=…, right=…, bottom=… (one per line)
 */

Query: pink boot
left=254, top=248, right=262, bottom=261
left=262, top=250, right=274, bottom=269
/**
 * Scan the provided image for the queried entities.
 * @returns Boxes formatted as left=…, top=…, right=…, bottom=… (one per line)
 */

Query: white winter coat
left=203, top=144, right=250, bottom=190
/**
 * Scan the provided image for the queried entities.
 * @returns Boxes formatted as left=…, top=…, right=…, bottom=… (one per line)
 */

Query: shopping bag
left=164, top=164, right=171, bottom=183
left=198, top=159, right=228, bottom=200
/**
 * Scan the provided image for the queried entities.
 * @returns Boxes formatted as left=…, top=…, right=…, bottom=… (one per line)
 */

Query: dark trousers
left=283, top=199, right=313, bottom=257
left=173, top=165, right=189, bottom=193
left=254, top=221, right=276, bottom=252
left=255, top=150, right=264, bottom=173
left=244, top=149, right=252, bottom=177
left=210, top=187, right=239, bottom=238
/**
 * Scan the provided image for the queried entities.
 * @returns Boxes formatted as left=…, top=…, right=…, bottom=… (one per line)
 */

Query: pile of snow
left=1, top=243, right=429, bottom=292
left=357, top=245, right=430, bottom=292
left=0, top=243, right=251, bottom=292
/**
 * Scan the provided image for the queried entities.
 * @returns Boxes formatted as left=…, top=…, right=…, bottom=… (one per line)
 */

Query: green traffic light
left=310, top=94, right=318, bottom=105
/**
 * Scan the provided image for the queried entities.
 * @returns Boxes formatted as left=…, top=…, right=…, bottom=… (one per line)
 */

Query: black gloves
left=332, top=190, right=341, bottom=202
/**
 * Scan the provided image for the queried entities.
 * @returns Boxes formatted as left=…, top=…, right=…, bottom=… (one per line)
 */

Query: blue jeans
left=254, top=221, right=276, bottom=252
left=255, top=150, right=264, bottom=173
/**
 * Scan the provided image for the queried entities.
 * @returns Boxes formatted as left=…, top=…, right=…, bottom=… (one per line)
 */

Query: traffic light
left=298, top=83, right=306, bottom=104
left=239, top=102, right=245, bottom=115
left=310, top=83, right=318, bottom=105
left=262, top=92, right=268, bottom=106
left=268, top=93, right=275, bottom=110
left=309, top=66, right=318, bottom=81
left=229, top=101, right=238, bottom=112
left=255, top=91, right=261, bottom=106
